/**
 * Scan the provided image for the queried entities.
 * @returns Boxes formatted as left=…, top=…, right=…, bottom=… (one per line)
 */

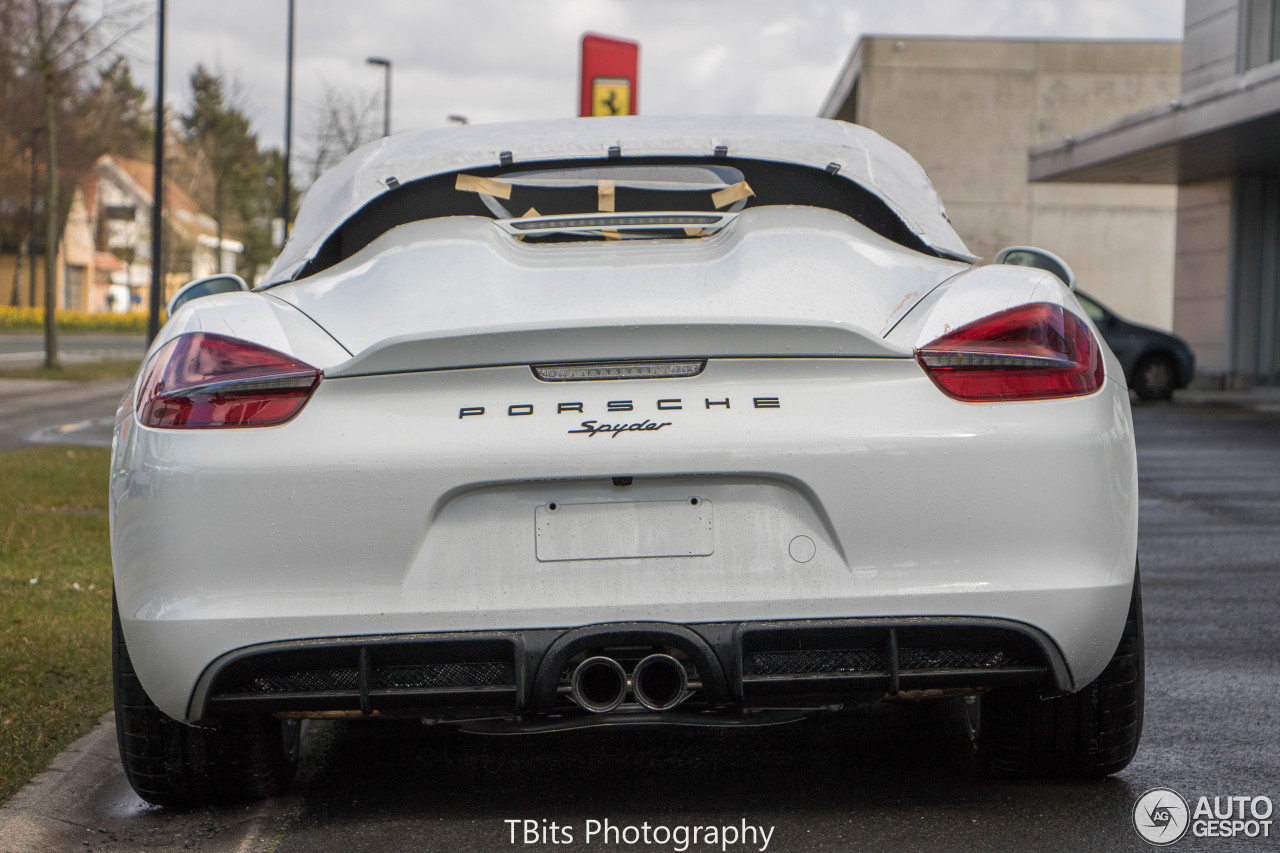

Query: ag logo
left=1134, top=788, right=1190, bottom=845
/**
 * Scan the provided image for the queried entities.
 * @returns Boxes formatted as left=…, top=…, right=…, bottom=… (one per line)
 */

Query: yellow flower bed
left=0, top=307, right=149, bottom=333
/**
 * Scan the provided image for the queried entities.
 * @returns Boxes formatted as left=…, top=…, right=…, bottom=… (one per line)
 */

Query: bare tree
left=303, top=81, right=379, bottom=185
left=10, top=0, right=146, bottom=367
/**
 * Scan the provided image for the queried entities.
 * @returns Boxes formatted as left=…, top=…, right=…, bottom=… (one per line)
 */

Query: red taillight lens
left=915, top=303, right=1104, bottom=402
left=137, top=333, right=321, bottom=428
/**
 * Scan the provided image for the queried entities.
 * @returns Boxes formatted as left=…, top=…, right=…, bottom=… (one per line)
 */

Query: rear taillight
left=915, top=303, right=1103, bottom=402
left=137, top=333, right=321, bottom=428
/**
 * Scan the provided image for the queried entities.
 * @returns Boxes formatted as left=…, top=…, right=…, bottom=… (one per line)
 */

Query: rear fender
left=139, top=292, right=353, bottom=393
left=884, top=265, right=1125, bottom=384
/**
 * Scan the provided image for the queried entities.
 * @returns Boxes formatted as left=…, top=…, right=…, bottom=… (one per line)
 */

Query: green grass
left=0, top=446, right=113, bottom=804
left=0, top=359, right=141, bottom=382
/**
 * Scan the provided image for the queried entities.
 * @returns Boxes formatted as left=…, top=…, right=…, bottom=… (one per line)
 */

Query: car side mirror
left=166, top=274, right=250, bottom=317
left=994, top=246, right=1076, bottom=291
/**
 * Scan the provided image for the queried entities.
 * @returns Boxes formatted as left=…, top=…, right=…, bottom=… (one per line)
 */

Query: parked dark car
left=1076, top=291, right=1195, bottom=400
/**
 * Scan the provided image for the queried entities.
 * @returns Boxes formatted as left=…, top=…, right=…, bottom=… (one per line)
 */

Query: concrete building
left=1031, top=0, right=1280, bottom=388
left=820, top=36, right=1182, bottom=331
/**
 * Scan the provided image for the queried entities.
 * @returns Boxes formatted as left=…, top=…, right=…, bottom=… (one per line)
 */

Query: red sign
left=580, top=34, right=639, bottom=117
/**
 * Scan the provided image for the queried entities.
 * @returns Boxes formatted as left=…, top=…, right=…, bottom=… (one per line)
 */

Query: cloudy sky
left=122, top=0, right=1183, bottom=165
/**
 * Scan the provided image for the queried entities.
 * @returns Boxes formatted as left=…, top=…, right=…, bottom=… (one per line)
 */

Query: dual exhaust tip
left=570, top=654, right=688, bottom=713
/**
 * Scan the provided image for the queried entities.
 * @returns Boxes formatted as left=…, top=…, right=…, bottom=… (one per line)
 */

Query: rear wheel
left=1133, top=354, right=1177, bottom=401
left=113, top=595, right=298, bottom=807
left=975, top=568, right=1144, bottom=778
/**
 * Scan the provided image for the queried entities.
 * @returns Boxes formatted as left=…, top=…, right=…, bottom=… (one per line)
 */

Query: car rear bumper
left=187, top=615, right=1075, bottom=723
left=121, top=571, right=1130, bottom=723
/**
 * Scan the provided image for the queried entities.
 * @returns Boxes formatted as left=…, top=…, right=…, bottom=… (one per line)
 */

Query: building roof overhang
left=1030, top=61, right=1280, bottom=185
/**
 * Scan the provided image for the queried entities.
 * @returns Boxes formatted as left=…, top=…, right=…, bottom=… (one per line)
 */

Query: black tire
left=113, top=594, right=298, bottom=807
left=976, top=568, right=1144, bottom=778
left=1133, top=354, right=1177, bottom=401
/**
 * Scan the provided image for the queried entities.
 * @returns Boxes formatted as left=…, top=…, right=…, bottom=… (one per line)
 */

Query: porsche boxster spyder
left=110, top=115, right=1142, bottom=806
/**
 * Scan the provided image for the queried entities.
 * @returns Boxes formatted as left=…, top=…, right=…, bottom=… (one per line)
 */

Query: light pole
left=148, top=0, right=165, bottom=342
left=367, top=57, right=391, bottom=137
left=282, top=0, right=295, bottom=236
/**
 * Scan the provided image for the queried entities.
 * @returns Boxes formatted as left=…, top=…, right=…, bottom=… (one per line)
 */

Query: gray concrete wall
left=843, top=37, right=1181, bottom=329
left=1173, top=178, right=1233, bottom=375
left=1183, top=0, right=1241, bottom=91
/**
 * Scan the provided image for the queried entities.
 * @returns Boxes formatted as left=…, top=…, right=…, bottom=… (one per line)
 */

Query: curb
left=0, top=713, right=296, bottom=852
left=0, top=713, right=124, bottom=853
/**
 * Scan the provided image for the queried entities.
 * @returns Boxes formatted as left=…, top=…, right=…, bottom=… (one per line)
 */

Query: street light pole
left=281, top=0, right=295, bottom=236
left=28, top=126, right=43, bottom=308
left=367, top=57, right=391, bottom=137
left=147, top=0, right=165, bottom=343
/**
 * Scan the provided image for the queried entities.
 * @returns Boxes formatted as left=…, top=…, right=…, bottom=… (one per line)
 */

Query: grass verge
left=0, top=446, right=113, bottom=804
left=0, top=359, right=141, bottom=383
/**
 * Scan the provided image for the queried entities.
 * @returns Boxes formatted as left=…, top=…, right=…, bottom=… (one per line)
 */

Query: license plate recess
left=535, top=498, right=713, bottom=562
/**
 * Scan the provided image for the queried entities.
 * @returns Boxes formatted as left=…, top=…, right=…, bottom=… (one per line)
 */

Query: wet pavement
left=0, top=334, right=145, bottom=366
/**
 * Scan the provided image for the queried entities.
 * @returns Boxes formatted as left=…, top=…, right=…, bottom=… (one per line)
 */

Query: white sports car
left=110, top=115, right=1142, bottom=806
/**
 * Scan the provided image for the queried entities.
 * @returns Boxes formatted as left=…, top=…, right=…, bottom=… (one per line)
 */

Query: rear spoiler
left=324, top=320, right=909, bottom=378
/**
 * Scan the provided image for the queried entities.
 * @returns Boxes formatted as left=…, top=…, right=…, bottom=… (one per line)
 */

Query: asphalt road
left=2, top=399, right=1277, bottom=852
left=0, top=333, right=146, bottom=365
left=0, top=378, right=129, bottom=450
left=0, top=333, right=141, bottom=449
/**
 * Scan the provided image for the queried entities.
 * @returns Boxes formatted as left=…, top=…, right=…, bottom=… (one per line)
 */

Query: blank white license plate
left=535, top=499, right=713, bottom=562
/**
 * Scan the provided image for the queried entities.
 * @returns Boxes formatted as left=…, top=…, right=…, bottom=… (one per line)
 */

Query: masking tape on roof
left=598, top=180, right=620, bottom=239
left=711, top=180, right=754, bottom=209
left=509, top=208, right=542, bottom=241
left=455, top=174, right=513, bottom=199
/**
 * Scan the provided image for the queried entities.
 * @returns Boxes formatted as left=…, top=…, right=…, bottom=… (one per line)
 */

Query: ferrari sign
left=591, top=78, right=631, bottom=117
left=580, top=34, right=638, bottom=117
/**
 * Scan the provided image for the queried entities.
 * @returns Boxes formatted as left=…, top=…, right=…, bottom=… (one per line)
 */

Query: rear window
left=299, top=156, right=935, bottom=279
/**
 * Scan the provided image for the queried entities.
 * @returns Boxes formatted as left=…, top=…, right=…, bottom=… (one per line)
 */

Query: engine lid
left=269, top=206, right=967, bottom=376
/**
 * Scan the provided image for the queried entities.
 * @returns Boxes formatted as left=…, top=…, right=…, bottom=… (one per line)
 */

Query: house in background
left=92, top=249, right=126, bottom=314
left=4, top=153, right=242, bottom=314
left=1031, top=0, right=1280, bottom=388
left=1, top=182, right=97, bottom=313
left=88, top=154, right=243, bottom=313
left=820, top=36, right=1182, bottom=332
left=60, top=186, right=97, bottom=312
